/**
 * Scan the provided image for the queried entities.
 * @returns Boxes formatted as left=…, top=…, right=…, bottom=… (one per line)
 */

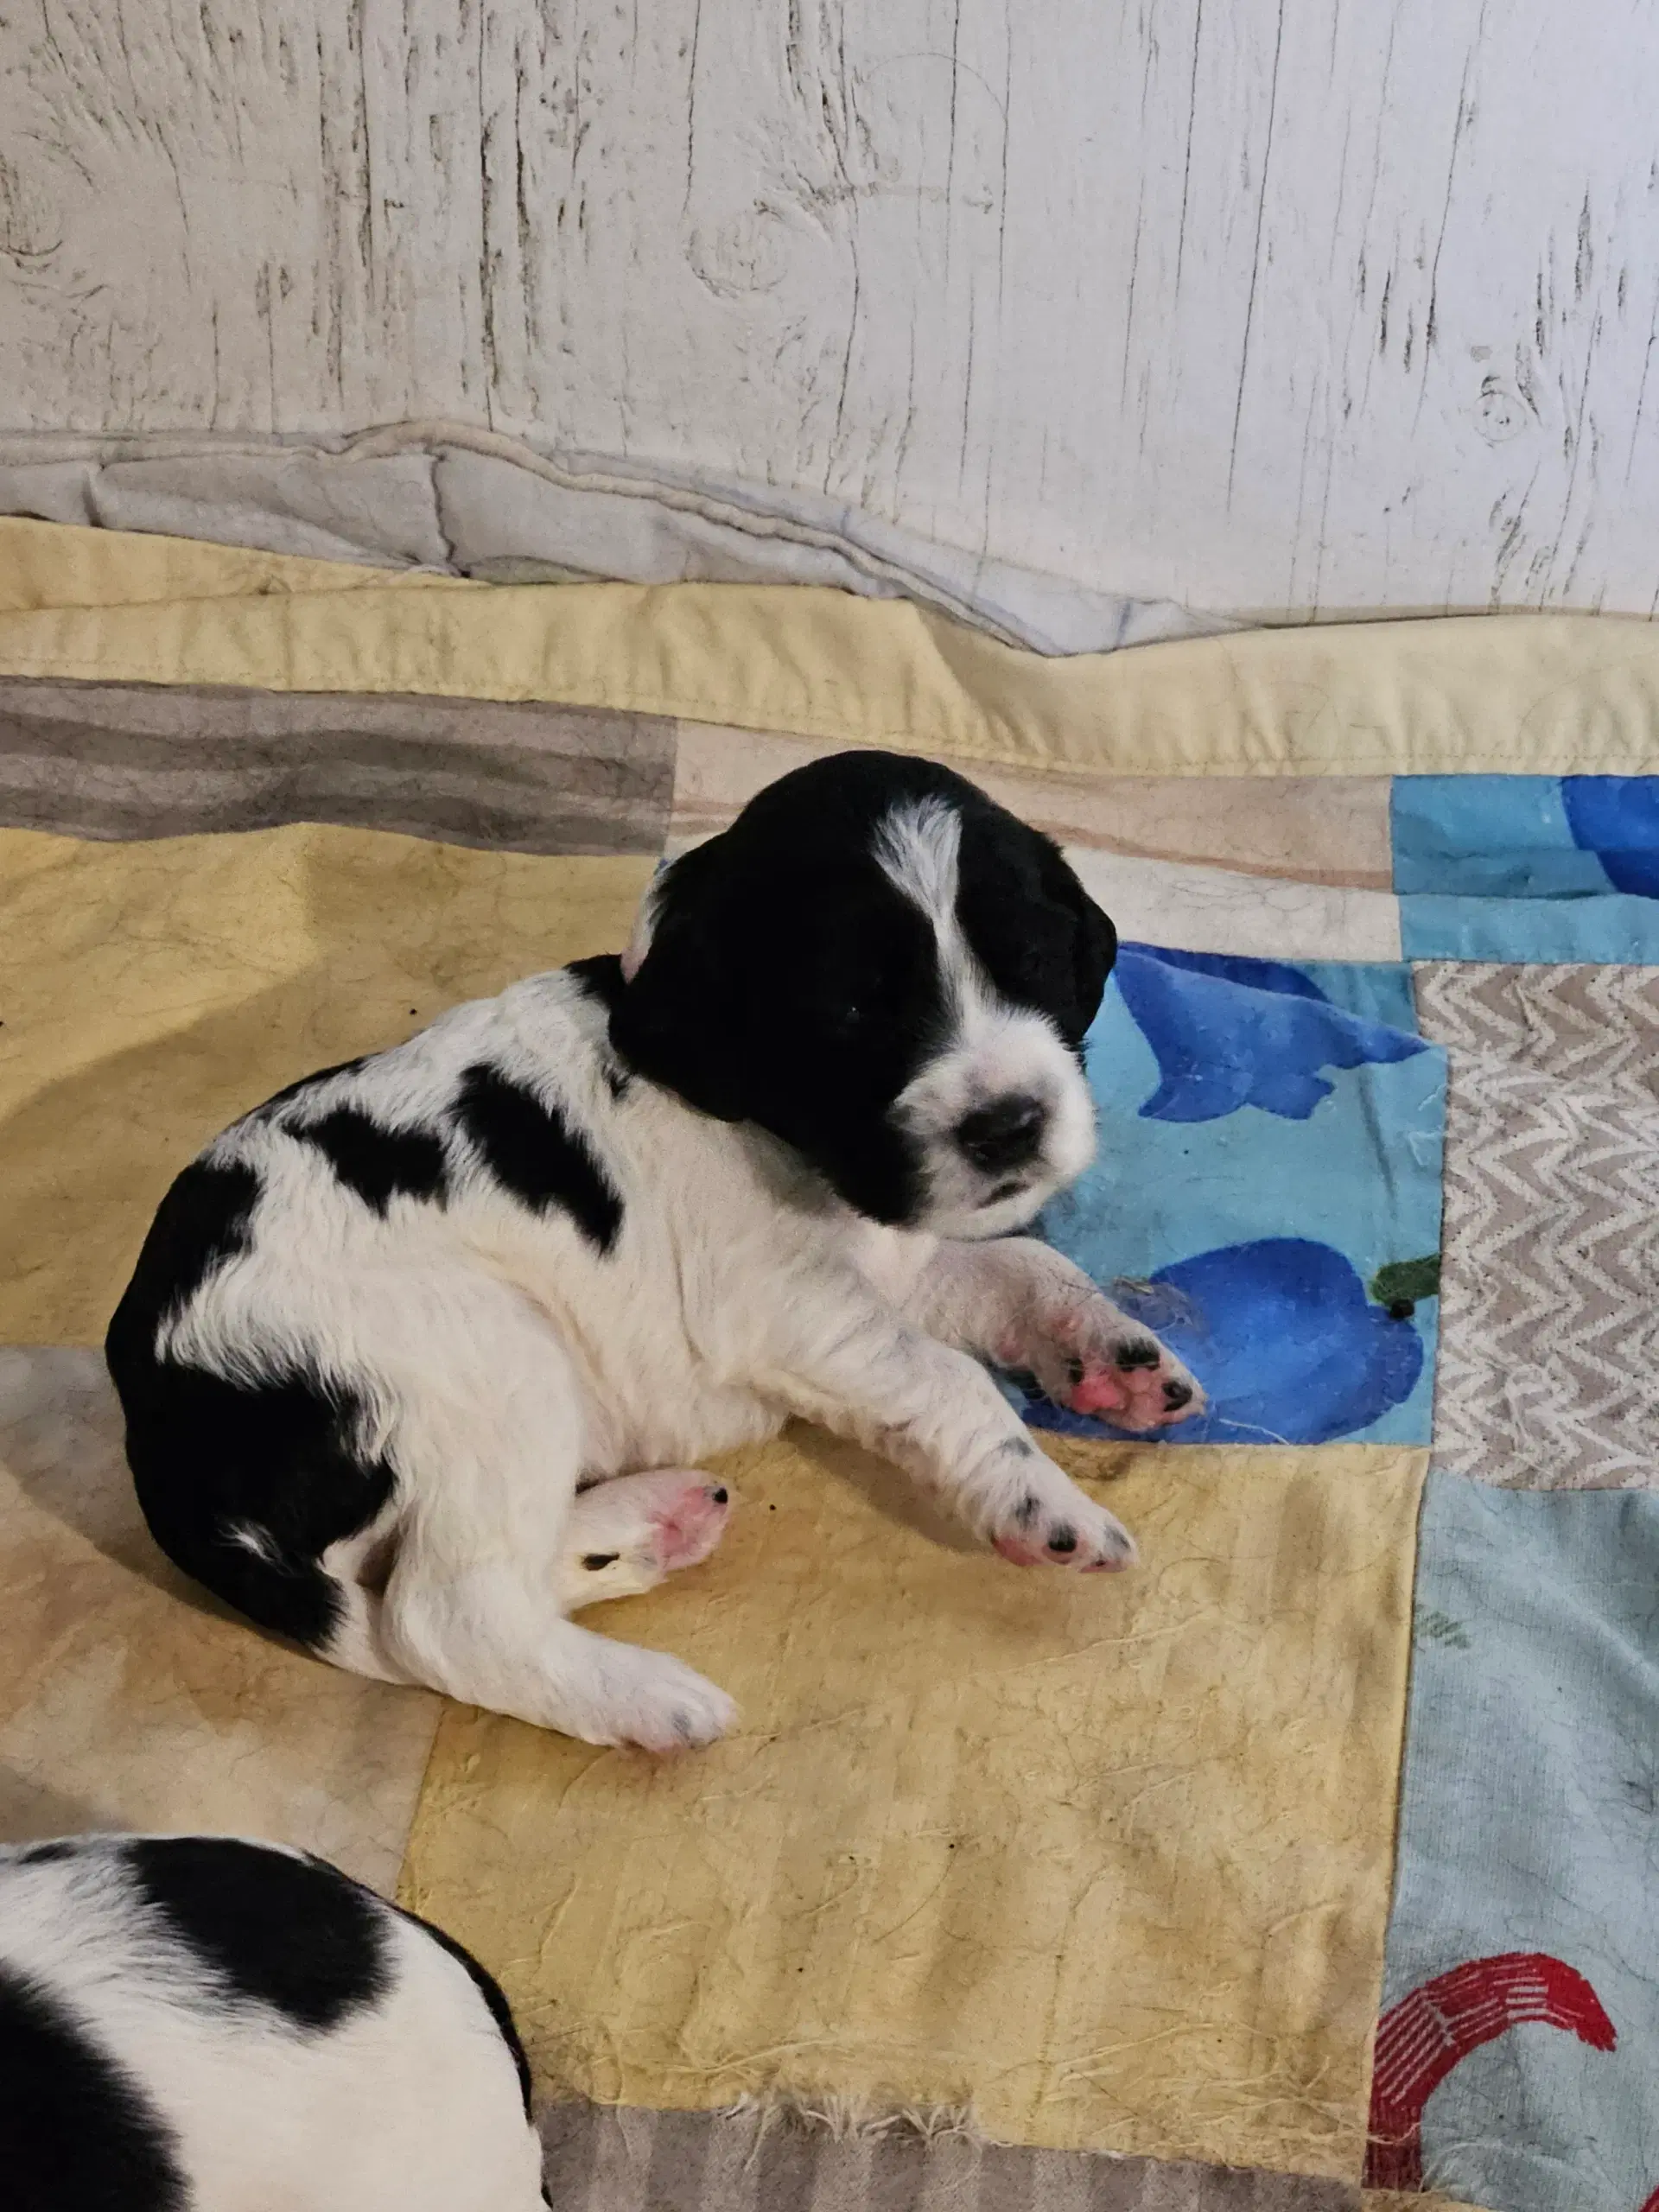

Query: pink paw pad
left=1070, top=1346, right=1198, bottom=1433
left=1071, top=1369, right=1133, bottom=1417
left=647, top=1479, right=733, bottom=1573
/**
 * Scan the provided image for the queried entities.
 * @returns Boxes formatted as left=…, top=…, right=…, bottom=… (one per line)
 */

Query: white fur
left=0, top=1839, right=543, bottom=2212
left=156, top=802, right=1198, bottom=1751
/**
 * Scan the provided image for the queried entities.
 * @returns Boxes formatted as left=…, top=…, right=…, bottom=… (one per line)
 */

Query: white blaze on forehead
left=874, top=796, right=1096, bottom=1233
left=874, top=795, right=967, bottom=945
left=874, top=793, right=1032, bottom=1033
left=874, top=796, right=986, bottom=1026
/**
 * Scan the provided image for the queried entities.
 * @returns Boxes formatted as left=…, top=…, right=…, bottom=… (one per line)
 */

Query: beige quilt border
left=3, top=517, right=1659, bottom=779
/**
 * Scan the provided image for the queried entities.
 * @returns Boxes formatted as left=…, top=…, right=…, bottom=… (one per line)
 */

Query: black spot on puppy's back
left=454, top=1063, right=623, bottom=1252
left=107, top=1157, right=262, bottom=1343
left=295, top=1109, right=448, bottom=1215
left=126, top=1838, right=391, bottom=2033
left=105, top=1152, right=396, bottom=1654
left=0, top=1964, right=188, bottom=2211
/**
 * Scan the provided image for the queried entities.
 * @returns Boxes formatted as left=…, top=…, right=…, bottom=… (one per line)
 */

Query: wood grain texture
left=3, top=0, right=1657, bottom=617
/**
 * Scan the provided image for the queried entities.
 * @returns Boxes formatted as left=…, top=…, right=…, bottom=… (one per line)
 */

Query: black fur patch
left=13, top=1842, right=75, bottom=1866
left=567, top=953, right=627, bottom=1014
left=393, top=1903, right=535, bottom=2117
left=108, top=1157, right=262, bottom=1332
left=454, top=1063, right=623, bottom=1252
left=569, top=956, right=634, bottom=1096
left=0, top=1963, right=187, bottom=2212
left=295, top=1109, right=448, bottom=1216
left=116, top=1356, right=395, bottom=1652
left=127, top=1839, right=390, bottom=2034
left=106, top=1159, right=397, bottom=1650
left=956, top=813, right=1116, bottom=1052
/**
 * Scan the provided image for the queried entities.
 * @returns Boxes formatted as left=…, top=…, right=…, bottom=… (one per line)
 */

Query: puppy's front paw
left=987, top=1469, right=1137, bottom=1573
left=1069, top=1331, right=1201, bottom=1434
left=1024, top=1295, right=1205, bottom=1435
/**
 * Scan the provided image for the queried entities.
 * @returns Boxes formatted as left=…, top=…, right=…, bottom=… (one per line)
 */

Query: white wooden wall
left=3, top=0, right=1658, bottom=617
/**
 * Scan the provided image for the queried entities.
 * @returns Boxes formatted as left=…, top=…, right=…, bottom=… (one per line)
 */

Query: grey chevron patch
left=1414, top=963, right=1659, bottom=1491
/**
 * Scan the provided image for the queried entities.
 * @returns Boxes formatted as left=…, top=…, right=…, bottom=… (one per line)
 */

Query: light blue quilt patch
left=1401, top=891, right=1659, bottom=963
left=1015, top=944, right=1446, bottom=1448
left=1290, top=958, right=1422, bottom=1032
left=1394, top=775, right=1659, bottom=960
left=1375, top=1474, right=1659, bottom=2210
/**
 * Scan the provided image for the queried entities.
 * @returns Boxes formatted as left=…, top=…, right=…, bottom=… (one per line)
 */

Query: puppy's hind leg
left=560, top=1470, right=734, bottom=1611
left=354, top=1272, right=735, bottom=1750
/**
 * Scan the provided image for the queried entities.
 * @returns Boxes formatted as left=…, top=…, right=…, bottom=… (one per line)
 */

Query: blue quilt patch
left=1394, top=776, right=1659, bottom=959
left=1016, top=944, right=1446, bottom=1447
left=1375, top=1475, right=1659, bottom=2209
left=1111, top=946, right=1425, bottom=1122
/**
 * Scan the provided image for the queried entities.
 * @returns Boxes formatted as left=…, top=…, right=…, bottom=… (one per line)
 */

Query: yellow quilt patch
left=402, top=1428, right=1426, bottom=2178
left=0, top=821, right=652, bottom=1342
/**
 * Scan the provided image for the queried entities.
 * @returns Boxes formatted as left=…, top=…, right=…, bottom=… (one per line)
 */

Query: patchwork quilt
left=2, top=524, right=1657, bottom=2212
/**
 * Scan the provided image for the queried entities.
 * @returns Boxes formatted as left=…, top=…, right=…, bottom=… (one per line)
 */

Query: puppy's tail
left=138, top=1471, right=413, bottom=1688
left=214, top=1522, right=413, bottom=1688
left=315, top=1522, right=417, bottom=1688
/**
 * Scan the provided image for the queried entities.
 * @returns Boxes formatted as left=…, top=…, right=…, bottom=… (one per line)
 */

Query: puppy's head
left=610, top=752, right=1115, bottom=1236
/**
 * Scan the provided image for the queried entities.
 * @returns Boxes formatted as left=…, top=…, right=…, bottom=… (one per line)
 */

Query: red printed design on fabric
left=1365, top=1952, right=1616, bottom=2188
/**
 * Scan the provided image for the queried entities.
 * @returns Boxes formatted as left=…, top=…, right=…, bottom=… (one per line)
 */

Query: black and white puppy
left=0, top=1834, right=544, bottom=2212
left=107, top=751, right=1202, bottom=1753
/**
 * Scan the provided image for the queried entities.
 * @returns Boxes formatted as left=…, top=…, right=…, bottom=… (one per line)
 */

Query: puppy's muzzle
left=955, top=1094, right=1048, bottom=1175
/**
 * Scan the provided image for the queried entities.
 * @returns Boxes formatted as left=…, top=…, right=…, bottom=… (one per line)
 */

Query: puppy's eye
left=581, top=1551, right=620, bottom=1571
left=826, top=994, right=876, bottom=1034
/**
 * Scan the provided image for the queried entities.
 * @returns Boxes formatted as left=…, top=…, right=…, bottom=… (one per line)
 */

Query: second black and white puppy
left=106, top=751, right=1203, bottom=1752
left=0, top=1834, right=544, bottom=2212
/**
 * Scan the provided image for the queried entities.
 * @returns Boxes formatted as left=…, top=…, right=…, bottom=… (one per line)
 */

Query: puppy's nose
left=956, top=1095, right=1046, bottom=1173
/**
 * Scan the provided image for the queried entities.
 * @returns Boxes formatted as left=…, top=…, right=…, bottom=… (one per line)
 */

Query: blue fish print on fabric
left=1119, top=945, right=1332, bottom=997
left=1024, top=1236, right=1427, bottom=1446
left=1560, top=777, right=1659, bottom=899
left=1113, top=946, right=1426, bottom=1124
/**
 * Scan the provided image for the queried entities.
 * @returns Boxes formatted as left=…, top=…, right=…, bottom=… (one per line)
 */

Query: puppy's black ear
left=1034, top=837, right=1117, bottom=1040
left=608, top=854, right=752, bottom=1122
left=1072, top=885, right=1118, bottom=1021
